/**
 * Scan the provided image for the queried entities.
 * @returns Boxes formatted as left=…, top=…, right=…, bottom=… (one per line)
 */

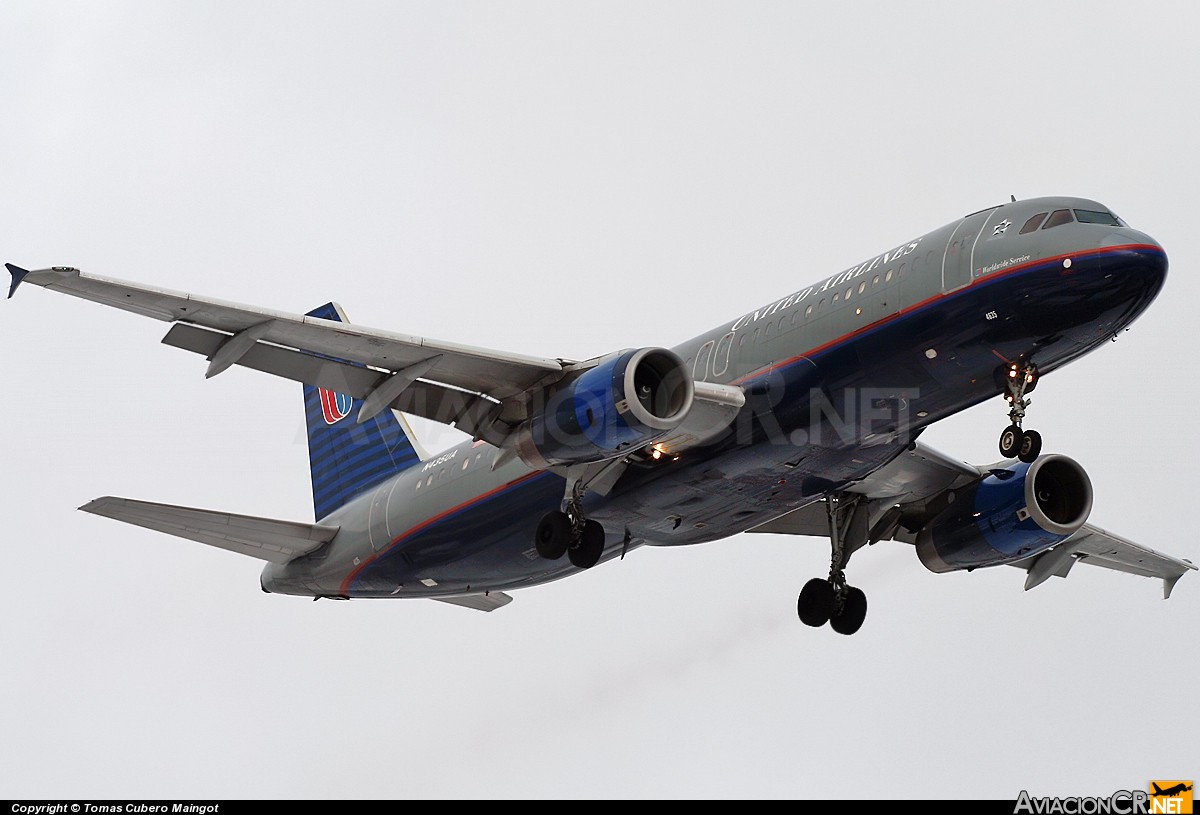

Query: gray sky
left=2, top=0, right=1196, bottom=800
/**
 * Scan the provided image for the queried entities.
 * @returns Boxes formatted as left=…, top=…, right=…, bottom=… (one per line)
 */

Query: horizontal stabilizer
left=432, top=593, right=514, bottom=612
left=80, top=497, right=339, bottom=564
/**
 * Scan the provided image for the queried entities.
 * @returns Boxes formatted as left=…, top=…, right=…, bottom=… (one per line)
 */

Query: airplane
left=1152, top=784, right=1193, bottom=798
left=7, top=195, right=1195, bottom=634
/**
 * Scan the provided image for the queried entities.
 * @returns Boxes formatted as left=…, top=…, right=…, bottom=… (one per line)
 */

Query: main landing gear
left=535, top=479, right=605, bottom=569
left=997, top=360, right=1042, bottom=463
left=796, top=494, right=871, bottom=635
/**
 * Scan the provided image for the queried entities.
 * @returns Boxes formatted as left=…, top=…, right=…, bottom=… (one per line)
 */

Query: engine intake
left=511, top=347, right=694, bottom=467
left=916, top=454, right=1093, bottom=573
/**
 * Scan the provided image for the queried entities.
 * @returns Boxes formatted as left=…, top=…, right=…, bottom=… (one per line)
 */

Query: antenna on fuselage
left=1011, top=194, right=1017, bottom=202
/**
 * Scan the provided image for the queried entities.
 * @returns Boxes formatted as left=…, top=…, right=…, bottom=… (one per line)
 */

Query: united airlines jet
left=8, top=195, right=1193, bottom=634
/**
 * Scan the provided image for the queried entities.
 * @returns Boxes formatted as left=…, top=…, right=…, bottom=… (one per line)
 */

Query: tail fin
left=303, top=303, right=423, bottom=520
left=1153, top=784, right=1164, bottom=795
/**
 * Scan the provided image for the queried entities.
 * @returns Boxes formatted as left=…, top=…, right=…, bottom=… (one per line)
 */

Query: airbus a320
left=8, top=195, right=1193, bottom=634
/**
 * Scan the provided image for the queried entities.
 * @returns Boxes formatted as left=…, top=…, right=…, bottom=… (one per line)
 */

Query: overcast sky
left=2, top=1, right=1196, bottom=800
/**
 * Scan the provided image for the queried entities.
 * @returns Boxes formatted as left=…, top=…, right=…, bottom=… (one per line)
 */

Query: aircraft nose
left=1094, top=227, right=1168, bottom=292
left=1102, top=226, right=1163, bottom=252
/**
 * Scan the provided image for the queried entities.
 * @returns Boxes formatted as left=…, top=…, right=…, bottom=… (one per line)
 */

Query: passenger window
left=858, top=281, right=866, bottom=294
left=805, top=304, right=813, bottom=317
left=833, top=292, right=841, bottom=303
left=871, top=275, right=880, bottom=286
left=1020, top=213, right=1047, bottom=233
left=885, top=269, right=894, bottom=282
left=844, top=287, right=852, bottom=300
left=1042, top=209, right=1074, bottom=229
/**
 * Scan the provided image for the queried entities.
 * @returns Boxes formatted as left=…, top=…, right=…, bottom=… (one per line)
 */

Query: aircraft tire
left=830, top=586, right=867, bottom=636
left=797, top=578, right=836, bottom=627
left=535, top=511, right=571, bottom=560
left=1017, top=429, right=1042, bottom=463
left=998, top=424, right=1023, bottom=459
left=568, top=519, right=605, bottom=569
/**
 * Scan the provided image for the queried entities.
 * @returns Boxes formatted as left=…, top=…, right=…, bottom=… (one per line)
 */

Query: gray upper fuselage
left=261, top=196, right=1166, bottom=599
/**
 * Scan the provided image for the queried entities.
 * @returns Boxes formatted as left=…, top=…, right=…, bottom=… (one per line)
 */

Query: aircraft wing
left=7, top=265, right=567, bottom=437
left=748, top=441, right=1196, bottom=598
left=1021, top=523, right=1197, bottom=599
left=8, top=265, right=743, bottom=458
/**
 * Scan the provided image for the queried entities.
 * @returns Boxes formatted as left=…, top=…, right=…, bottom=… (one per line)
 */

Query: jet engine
left=916, top=454, right=1093, bottom=573
left=509, top=347, right=695, bottom=467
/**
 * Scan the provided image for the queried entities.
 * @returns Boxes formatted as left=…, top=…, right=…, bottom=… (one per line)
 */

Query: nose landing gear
left=998, top=361, right=1042, bottom=463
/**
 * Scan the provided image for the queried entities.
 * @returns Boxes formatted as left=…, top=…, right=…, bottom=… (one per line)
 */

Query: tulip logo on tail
left=319, top=389, right=353, bottom=424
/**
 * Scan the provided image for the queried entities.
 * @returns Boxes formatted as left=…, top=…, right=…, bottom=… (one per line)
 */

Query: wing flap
left=81, top=497, right=339, bottom=564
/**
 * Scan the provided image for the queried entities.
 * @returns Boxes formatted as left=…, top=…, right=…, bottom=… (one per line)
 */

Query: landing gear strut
left=998, top=360, right=1042, bottom=463
left=535, top=476, right=605, bottom=569
left=796, top=493, right=870, bottom=635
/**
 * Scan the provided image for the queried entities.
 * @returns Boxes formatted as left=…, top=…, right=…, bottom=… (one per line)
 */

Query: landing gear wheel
left=999, top=424, right=1023, bottom=459
left=829, top=586, right=867, bottom=636
left=568, top=519, right=605, bottom=569
left=535, top=511, right=571, bottom=560
left=797, top=578, right=837, bottom=627
left=1017, top=429, right=1042, bottom=463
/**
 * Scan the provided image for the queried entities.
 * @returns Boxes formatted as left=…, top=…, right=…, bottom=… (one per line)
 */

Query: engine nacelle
left=916, top=454, right=1093, bottom=573
left=510, top=347, right=695, bottom=467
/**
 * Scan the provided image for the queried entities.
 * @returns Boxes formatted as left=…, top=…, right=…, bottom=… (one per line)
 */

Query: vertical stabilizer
left=302, top=303, right=422, bottom=520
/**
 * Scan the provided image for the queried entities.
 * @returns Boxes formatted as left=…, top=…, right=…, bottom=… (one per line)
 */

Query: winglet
left=6, top=263, right=31, bottom=299
left=1164, top=573, right=1184, bottom=600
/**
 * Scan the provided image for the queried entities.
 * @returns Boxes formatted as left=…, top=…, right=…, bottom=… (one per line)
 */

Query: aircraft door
left=942, top=208, right=999, bottom=292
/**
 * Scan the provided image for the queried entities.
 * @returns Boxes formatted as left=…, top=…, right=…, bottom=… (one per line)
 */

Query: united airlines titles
left=730, top=238, right=921, bottom=332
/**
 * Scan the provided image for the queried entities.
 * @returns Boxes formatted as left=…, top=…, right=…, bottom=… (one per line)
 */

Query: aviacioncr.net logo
left=1015, top=786, right=1194, bottom=815
left=1014, top=790, right=1150, bottom=814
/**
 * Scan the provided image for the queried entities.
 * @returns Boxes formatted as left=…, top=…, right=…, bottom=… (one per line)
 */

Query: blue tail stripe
left=306, top=428, right=416, bottom=476
left=306, top=420, right=414, bottom=474
left=311, top=457, right=421, bottom=505
left=301, top=302, right=422, bottom=521
left=308, top=446, right=419, bottom=484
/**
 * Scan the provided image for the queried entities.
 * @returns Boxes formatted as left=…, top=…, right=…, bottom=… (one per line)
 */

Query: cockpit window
left=1042, top=209, right=1075, bottom=230
left=1074, top=209, right=1121, bottom=226
left=1020, top=213, right=1047, bottom=234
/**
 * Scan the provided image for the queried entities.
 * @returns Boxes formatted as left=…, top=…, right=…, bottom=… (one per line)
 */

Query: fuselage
left=261, top=196, right=1167, bottom=599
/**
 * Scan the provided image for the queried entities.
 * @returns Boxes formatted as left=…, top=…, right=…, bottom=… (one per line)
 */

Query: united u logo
left=319, top=388, right=353, bottom=424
